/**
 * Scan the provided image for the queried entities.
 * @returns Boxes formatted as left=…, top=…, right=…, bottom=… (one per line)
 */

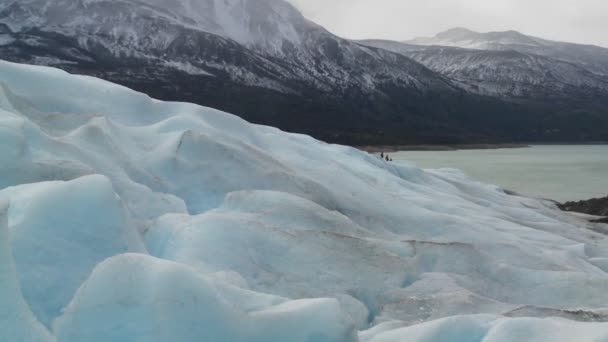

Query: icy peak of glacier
left=1, top=60, right=608, bottom=341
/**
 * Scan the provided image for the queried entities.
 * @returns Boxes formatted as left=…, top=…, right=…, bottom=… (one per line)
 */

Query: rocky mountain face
left=406, top=27, right=608, bottom=77
left=1, top=2, right=608, bottom=144
left=404, top=28, right=608, bottom=75
left=361, top=39, right=608, bottom=100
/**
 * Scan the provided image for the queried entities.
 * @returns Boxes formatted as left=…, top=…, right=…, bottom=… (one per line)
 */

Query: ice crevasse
left=0, top=60, right=608, bottom=341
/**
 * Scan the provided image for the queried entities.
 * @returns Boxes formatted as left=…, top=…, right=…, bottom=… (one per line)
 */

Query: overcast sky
left=287, top=0, right=608, bottom=47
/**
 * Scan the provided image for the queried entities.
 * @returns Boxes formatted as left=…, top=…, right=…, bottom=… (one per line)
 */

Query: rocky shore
left=559, top=196, right=608, bottom=223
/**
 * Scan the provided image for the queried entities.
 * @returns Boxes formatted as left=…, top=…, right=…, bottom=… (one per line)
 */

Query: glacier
left=0, top=59, right=608, bottom=341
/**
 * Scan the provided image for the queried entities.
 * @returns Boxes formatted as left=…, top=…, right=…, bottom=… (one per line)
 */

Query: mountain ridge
left=361, top=38, right=608, bottom=100
left=405, top=28, right=608, bottom=76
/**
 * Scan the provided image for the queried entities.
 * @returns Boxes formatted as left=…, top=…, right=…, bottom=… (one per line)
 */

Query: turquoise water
left=393, top=145, right=608, bottom=202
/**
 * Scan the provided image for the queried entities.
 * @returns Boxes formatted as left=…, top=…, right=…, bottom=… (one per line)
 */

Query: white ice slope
left=1, top=60, right=608, bottom=341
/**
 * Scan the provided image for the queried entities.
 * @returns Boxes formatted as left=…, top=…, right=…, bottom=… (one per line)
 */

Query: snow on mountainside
left=139, top=0, right=310, bottom=53
left=408, top=28, right=544, bottom=51
left=407, top=28, right=608, bottom=77
left=0, top=0, right=443, bottom=91
left=361, top=39, right=608, bottom=99
left=2, top=60, right=608, bottom=341
left=0, top=0, right=310, bottom=55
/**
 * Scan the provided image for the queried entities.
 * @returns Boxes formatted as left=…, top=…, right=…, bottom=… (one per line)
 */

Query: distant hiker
left=385, top=155, right=389, bottom=161
left=380, top=152, right=384, bottom=159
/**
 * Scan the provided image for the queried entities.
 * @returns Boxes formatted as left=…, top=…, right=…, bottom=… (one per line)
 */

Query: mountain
left=1, top=3, right=608, bottom=143
left=361, top=39, right=608, bottom=99
left=362, top=29, right=608, bottom=141
left=3, top=59, right=608, bottom=341
left=406, top=28, right=608, bottom=76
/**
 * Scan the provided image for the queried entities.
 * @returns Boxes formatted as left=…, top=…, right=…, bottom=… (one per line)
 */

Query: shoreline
left=505, top=191, right=608, bottom=224
left=356, top=143, right=530, bottom=153
left=559, top=196, right=608, bottom=224
left=357, top=143, right=608, bottom=223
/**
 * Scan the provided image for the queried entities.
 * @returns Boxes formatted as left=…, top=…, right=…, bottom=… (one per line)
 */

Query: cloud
left=287, top=0, right=608, bottom=47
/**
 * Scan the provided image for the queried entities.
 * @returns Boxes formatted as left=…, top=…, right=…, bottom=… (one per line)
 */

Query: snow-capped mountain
left=3, top=59, right=608, bottom=342
left=408, top=28, right=550, bottom=50
left=362, top=29, right=608, bottom=141
left=0, top=0, right=453, bottom=93
left=0, top=0, right=315, bottom=56
left=407, top=28, right=608, bottom=76
left=361, top=40, right=608, bottom=99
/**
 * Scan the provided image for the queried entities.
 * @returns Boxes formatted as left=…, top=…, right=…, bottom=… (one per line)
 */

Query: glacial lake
left=393, top=145, right=608, bottom=202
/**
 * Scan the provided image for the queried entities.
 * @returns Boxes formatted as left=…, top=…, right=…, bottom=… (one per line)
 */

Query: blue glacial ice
left=0, top=60, right=608, bottom=341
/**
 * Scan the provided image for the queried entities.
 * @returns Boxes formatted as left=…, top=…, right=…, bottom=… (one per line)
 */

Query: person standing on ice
left=380, top=152, right=384, bottom=159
